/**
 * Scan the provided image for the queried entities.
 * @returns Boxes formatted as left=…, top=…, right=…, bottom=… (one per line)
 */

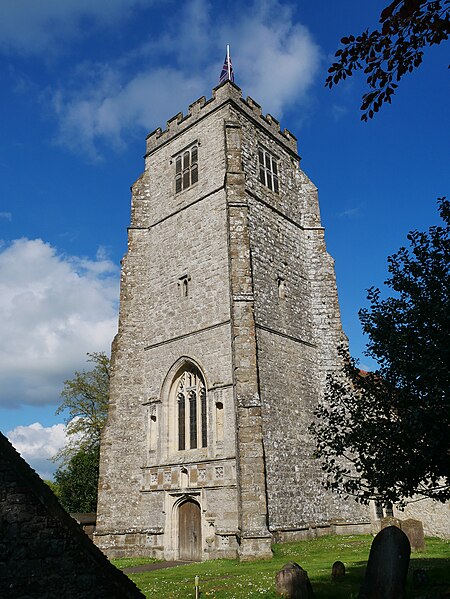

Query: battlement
left=146, top=81, right=298, bottom=156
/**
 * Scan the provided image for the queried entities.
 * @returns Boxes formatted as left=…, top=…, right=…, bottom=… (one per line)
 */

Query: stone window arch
left=172, top=365, right=207, bottom=451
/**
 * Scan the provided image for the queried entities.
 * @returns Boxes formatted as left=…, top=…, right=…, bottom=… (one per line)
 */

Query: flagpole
left=227, top=45, right=231, bottom=81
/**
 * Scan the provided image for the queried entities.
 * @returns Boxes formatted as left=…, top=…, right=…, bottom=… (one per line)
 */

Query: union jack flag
left=219, top=46, right=234, bottom=84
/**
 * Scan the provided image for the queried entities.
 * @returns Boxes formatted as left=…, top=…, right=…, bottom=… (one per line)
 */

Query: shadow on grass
left=123, top=537, right=449, bottom=599
left=311, top=561, right=367, bottom=599
left=407, top=557, right=450, bottom=597
left=310, top=557, right=450, bottom=599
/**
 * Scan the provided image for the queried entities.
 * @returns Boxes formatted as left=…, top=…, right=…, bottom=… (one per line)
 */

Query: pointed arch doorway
left=178, top=499, right=202, bottom=561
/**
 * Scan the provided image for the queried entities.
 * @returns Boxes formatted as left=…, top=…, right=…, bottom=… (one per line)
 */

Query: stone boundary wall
left=271, top=520, right=371, bottom=543
left=0, top=432, right=144, bottom=599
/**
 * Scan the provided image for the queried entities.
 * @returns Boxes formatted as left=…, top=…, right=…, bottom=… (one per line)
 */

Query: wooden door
left=178, top=500, right=201, bottom=561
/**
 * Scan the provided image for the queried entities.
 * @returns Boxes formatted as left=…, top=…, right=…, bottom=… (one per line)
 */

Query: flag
left=219, top=45, right=234, bottom=84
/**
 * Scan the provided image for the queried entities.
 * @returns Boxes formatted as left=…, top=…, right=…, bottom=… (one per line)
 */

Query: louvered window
left=175, top=144, right=198, bottom=193
left=258, top=147, right=279, bottom=193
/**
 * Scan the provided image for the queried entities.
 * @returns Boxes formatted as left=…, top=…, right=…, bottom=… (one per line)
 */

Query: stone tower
left=95, top=81, right=369, bottom=561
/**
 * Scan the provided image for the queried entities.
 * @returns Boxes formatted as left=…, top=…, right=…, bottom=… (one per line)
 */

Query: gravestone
left=275, top=562, right=314, bottom=598
left=401, top=518, right=425, bottom=552
left=358, top=525, right=411, bottom=599
left=331, top=560, right=345, bottom=580
left=380, top=516, right=401, bottom=530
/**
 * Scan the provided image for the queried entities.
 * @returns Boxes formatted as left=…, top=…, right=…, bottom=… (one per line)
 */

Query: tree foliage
left=55, top=351, right=110, bottom=464
left=310, top=198, right=450, bottom=505
left=44, top=479, right=61, bottom=498
left=53, top=352, right=110, bottom=513
left=54, top=446, right=100, bottom=513
left=326, top=0, right=450, bottom=120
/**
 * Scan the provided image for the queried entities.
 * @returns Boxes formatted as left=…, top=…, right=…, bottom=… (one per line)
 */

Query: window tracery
left=175, top=144, right=198, bottom=193
left=175, top=368, right=207, bottom=450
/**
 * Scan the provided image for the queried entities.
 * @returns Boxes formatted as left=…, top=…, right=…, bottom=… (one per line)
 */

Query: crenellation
left=166, top=111, right=185, bottom=133
left=145, top=81, right=298, bottom=157
left=282, top=128, right=297, bottom=144
left=146, top=126, right=162, bottom=144
left=188, top=95, right=207, bottom=116
left=261, top=112, right=280, bottom=134
left=244, top=95, right=262, bottom=116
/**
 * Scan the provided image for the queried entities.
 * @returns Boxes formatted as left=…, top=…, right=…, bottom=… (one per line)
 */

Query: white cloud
left=53, top=68, right=206, bottom=161
left=49, top=0, right=321, bottom=158
left=226, top=2, right=322, bottom=117
left=7, top=422, right=67, bottom=480
left=0, top=0, right=151, bottom=55
left=0, top=212, right=12, bottom=221
left=338, top=205, right=363, bottom=218
left=332, top=103, right=349, bottom=121
left=0, top=238, right=119, bottom=409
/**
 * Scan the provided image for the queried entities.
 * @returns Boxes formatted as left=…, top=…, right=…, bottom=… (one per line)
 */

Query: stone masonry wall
left=0, top=432, right=143, bottom=599
left=394, top=500, right=450, bottom=539
left=96, top=100, right=241, bottom=559
left=96, top=81, right=371, bottom=560
left=233, top=100, right=369, bottom=532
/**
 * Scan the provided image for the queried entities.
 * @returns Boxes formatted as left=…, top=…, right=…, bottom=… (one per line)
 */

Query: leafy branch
left=326, top=0, right=450, bottom=120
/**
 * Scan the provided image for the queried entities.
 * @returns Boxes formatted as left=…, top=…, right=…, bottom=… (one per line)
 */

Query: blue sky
left=1, top=0, right=448, bottom=478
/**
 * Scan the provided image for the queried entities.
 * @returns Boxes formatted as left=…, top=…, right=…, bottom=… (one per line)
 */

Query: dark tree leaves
left=52, top=352, right=110, bottom=512
left=326, top=1, right=450, bottom=120
left=54, top=446, right=100, bottom=513
left=310, top=198, right=450, bottom=505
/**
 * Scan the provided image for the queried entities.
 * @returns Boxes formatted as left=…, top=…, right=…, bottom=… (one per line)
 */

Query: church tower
left=95, top=81, right=369, bottom=561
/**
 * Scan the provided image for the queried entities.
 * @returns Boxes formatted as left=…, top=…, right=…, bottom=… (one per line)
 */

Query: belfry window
left=178, top=274, right=190, bottom=298
left=175, top=368, right=207, bottom=450
left=175, top=144, right=198, bottom=193
left=258, top=147, right=279, bottom=193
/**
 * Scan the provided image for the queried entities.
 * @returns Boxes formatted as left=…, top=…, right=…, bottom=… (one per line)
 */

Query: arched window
left=174, top=367, right=207, bottom=450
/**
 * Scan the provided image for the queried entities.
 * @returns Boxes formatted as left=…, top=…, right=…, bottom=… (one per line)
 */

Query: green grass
left=111, top=556, right=161, bottom=569
left=115, top=535, right=450, bottom=598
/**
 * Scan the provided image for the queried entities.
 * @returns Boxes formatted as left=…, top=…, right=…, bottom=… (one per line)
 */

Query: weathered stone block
left=381, top=516, right=402, bottom=530
left=275, top=562, right=314, bottom=598
left=331, top=560, right=345, bottom=580
left=401, top=518, right=425, bottom=552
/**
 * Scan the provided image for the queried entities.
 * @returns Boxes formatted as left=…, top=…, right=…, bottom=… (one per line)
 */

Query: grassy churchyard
left=112, top=534, right=450, bottom=598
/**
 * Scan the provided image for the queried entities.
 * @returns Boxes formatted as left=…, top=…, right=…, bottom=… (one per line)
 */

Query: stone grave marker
left=331, top=560, right=345, bottom=580
left=275, top=562, right=314, bottom=598
left=401, top=518, right=425, bottom=552
left=380, top=516, right=402, bottom=530
left=358, top=525, right=411, bottom=599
